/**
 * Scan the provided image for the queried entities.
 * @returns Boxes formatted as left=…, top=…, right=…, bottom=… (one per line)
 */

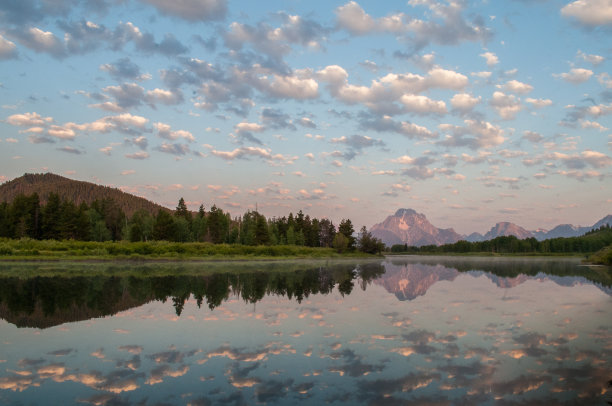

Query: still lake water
left=0, top=256, right=610, bottom=405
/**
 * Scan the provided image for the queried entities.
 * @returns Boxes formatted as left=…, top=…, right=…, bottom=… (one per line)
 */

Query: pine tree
left=338, top=218, right=355, bottom=250
left=42, top=193, right=61, bottom=239
left=175, top=197, right=192, bottom=223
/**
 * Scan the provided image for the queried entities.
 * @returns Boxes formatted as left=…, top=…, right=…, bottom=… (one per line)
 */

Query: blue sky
left=0, top=0, right=611, bottom=234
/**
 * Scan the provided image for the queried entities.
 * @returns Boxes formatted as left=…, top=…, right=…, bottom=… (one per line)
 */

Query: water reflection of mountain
left=377, top=257, right=612, bottom=301
left=0, top=262, right=385, bottom=329
left=375, top=262, right=459, bottom=301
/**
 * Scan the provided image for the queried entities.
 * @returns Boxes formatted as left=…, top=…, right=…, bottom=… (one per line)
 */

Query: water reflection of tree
left=0, top=263, right=385, bottom=324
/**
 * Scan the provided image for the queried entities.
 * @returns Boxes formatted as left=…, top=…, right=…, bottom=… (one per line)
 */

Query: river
left=0, top=256, right=610, bottom=405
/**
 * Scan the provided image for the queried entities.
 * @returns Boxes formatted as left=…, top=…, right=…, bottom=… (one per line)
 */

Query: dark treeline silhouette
left=0, top=262, right=386, bottom=328
left=390, top=225, right=612, bottom=255
left=0, top=193, right=384, bottom=253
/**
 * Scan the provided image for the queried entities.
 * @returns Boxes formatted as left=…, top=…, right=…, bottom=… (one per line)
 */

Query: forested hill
left=0, top=173, right=169, bottom=217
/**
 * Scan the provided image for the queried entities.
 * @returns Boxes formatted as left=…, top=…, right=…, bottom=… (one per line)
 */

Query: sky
left=0, top=0, right=611, bottom=234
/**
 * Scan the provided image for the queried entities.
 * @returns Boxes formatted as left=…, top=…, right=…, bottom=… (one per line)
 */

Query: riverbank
left=0, top=239, right=379, bottom=261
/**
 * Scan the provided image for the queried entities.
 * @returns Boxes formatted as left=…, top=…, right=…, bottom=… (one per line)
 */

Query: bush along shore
left=0, top=239, right=384, bottom=261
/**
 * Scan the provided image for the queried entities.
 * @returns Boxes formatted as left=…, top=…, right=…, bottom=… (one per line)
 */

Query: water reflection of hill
left=0, top=262, right=385, bottom=329
left=378, top=256, right=612, bottom=300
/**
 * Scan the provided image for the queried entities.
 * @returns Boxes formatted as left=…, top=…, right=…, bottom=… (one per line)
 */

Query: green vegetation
left=587, top=244, right=612, bottom=265
left=0, top=239, right=380, bottom=260
left=389, top=225, right=612, bottom=256
left=0, top=191, right=384, bottom=258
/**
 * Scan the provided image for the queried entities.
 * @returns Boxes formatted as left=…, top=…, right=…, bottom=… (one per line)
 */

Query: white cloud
left=580, top=120, right=608, bottom=131
left=547, top=150, right=612, bottom=169
left=154, top=122, right=195, bottom=142
left=146, top=88, right=183, bottom=105
left=89, top=101, right=123, bottom=112
left=450, top=93, right=481, bottom=112
left=502, top=80, right=533, bottom=94
left=480, top=51, right=498, bottom=67
left=157, top=142, right=192, bottom=156
left=597, top=73, right=612, bottom=88
left=0, top=34, right=17, bottom=60
left=585, top=103, right=612, bottom=117
left=125, top=151, right=150, bottom=160
left=490, top=91, right=522, bottom=119
left=438, top=119, right=505, bottom=149
left=391, top=183, right=411, bottom=192
left=235, top=122, right=264, bottom=133
left=555, top=68, right=593, bottom=83
left=426, top=68, right=469, bottom=90
left=577, top=50, right=605, bottom=65
left=471, top=71, right=492, bottom=79
left=253, top=69, right=319, bottom=100
left=48, top=125, right=76, bottom=140
left=556, top=169, right=604, bottom=181
left=335, top=0, right=490, bottom=49
left=372, top=170, right=397, bottom=175
left=6, top=112, right=52, bottom=126
left=6, top=112, right=151, bottom=143
left=209, top=146, right=296, bottom=165
left=525, top=98, right=553, bottom=108
left=523, top=130, right=544, bottom=143
left=561, top=0, right=612, bottom=26
left=21, top=27, right=64, bottom=57
left=109, top=113, right=148, bottom=128
left=391, top=155, right=415, bottom=165
left=335, top=2, right=377, bottom=34
left=317, top=65, right=466, bottom=108
left=400, top=94, right=447, bottom=114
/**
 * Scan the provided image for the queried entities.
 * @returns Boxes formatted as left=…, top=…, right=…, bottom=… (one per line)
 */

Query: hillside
left=0, top=173, right=169, bottom=217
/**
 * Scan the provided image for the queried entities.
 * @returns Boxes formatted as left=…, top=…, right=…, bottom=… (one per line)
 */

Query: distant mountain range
left=371, top=208, right=612, bottom=247
left=0, top=173, right=169, bottom=217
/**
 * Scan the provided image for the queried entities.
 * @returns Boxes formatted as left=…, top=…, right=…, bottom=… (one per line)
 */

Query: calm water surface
left=0, top=256, right=610, bottom=405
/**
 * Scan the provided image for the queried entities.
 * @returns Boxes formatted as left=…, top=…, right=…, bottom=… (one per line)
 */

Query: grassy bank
left=586, top=244, right=612, bottom=266
left=0, top=238, right=378, bottom=261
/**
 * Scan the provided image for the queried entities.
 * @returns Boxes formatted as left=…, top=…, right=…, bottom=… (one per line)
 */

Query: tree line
left=0, top=193, right=384, bottom=254
left=390, top=225, right=612, bottom=254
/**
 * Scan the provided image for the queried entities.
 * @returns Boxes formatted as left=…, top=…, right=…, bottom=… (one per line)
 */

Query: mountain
left=465, top=232, right=485, bottom=243
left=483, top=222, right=534, bottom=240
left=370, top=208, right=463, bottom=247
left=592, top=215, right=612, bottom=229
left=0, top=173, right=169, bottom=217
left=536, top=224, right=583, bottom=239
left=530, top=215, right=611, bottom=240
